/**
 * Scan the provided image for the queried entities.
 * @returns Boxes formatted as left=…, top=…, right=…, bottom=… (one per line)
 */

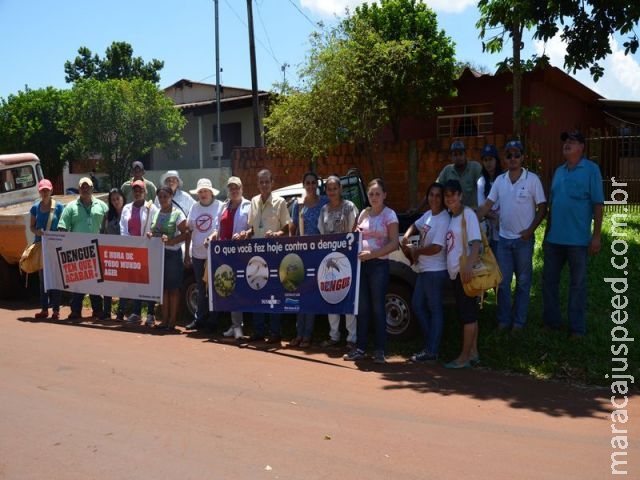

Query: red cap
left=132, top=179, right=146, bottom=190
left=38, top=179, right=53, bottom=191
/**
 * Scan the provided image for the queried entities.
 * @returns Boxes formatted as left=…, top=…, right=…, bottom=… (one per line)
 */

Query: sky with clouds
left=302, top=0, right=640, bottom=100
left=0, top=0, right=638, bottom=101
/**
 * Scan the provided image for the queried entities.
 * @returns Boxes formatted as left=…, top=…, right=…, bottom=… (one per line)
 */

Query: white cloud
left=300, top=0, right=365, bottom=17
left=423, top=0, right=476, bottom=14
left=534, top=35, right=640, bottom=100
left=300, top=0, right=475, bottom=17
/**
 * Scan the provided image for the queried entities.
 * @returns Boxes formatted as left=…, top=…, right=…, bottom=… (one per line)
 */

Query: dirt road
left=0, top=302, right=633, bottom=479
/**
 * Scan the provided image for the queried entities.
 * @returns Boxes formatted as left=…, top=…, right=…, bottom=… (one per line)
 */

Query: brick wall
left=231, top=134, right=509, bottom=212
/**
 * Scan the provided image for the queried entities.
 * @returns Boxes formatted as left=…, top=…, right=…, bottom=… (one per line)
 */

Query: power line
left=286, top=0, right=316, bottom=28
left=254, top=0, right=280, bottom=66
left=222, top=0, right=280, bottom=66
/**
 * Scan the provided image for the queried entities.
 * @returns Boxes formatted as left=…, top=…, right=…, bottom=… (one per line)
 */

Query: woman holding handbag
left=443, top=179, right=481, bottom=369
left=29, top=179, right=64, bottom=320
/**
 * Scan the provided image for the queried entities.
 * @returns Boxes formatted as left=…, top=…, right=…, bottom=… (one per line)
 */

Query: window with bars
left=437, top=104, right=494, bottom=138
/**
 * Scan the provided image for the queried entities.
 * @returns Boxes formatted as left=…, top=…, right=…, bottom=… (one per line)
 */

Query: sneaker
left=233, top=327, right=244, bottom=339
left=126, top=313, right=141, bottom=324
left=410, top=350, right=438, bottom=363
left=185, top=320, right=199, bottom=330
left=51, top=312, right=60, bottom=321
left=373, top=351, right=386, bottom=364
left=343, top=349, right=365, bottom=361
left=222, top=326, right=235, bottom=337
left=145, top=314, right=155, bottom=327
left=321, top=338, right=340, bottom=348
left=34, top=309, right=48, bottom=319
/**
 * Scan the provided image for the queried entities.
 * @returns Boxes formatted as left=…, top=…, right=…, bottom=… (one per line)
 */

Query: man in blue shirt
left=543, top=131, right=604, bottom=338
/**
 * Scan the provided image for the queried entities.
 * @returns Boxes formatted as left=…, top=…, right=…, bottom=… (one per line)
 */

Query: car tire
left=182, top=271, right=198, bottom=318
left=385, top=281, right=416, bottom=339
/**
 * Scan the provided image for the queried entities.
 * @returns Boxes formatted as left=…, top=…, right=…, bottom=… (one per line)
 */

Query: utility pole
left=214, top=0, right=222, bottom=167
left=246, top=0, right=262, bottom=147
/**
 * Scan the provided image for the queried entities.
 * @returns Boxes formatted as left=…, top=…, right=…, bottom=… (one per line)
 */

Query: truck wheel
left=385, top=282, right=416, bottom=339
left=0, top=257, right=21, bottom=300
left=182, top=272, right=198, bottom=318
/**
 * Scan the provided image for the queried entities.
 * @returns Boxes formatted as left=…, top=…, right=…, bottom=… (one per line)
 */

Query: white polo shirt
left=487, top=168, right=546, bottom=239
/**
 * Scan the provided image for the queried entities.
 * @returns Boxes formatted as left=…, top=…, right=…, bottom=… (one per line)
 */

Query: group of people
left=29, top=129, right=603, bottom=367
left=405, top=132, right=602, bottom=369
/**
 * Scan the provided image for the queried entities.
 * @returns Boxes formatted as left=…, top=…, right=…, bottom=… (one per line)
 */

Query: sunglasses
left=506, top=152, right=522, bottom=159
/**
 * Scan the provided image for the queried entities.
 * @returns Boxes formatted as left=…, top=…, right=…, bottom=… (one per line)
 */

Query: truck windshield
left=0, top=165, right=37, bottom=193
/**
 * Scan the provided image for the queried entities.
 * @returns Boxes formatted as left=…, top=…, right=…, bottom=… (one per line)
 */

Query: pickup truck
left=0, top=153, right=80, bottom=299
left=272, top=170, right=425, bottom=339
left=181, top=170, right=428, bottom=339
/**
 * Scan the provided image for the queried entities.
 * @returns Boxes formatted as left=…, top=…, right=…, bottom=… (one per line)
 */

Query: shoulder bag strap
left=460, top=207, right=468, bottom=258
left=297, top=199, right=305, bottom=236
left=142, top=201, right=152, bottom=234
left=45, top=200, right=56, bottom=231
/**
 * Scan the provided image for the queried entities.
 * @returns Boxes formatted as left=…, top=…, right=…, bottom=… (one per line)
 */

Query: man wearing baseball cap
left=543, top=130, right=604, bottom=338
left=477, top=139, right=547, bottom=332
left=57, top=175, right=108, bottom=320
left=121, top=160, right=157, bottom=202
left=437, top=139, right=483, bottom=208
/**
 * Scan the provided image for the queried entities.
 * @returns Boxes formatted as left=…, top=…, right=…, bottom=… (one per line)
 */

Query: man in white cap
left=57, top=176, right=108, bottom=320
left=157, top=170, right=195, bottom=217
left=184, top=178, right=222, bottom=332
left=121, top=160, right=156, bottom=202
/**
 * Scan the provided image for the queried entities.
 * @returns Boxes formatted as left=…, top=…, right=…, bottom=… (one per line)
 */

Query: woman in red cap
left=30, top=179, right=65, bottom=320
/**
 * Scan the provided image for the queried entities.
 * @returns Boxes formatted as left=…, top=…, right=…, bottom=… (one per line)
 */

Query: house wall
left=152, top=105, right=259, bottom=171
left=231, top=135, right=509, bottom=212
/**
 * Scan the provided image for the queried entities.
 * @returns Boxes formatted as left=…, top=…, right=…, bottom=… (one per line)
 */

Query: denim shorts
left=451, top=275, right=479, bottom=324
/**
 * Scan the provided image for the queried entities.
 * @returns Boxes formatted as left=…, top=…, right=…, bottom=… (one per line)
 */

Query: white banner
left=42, top=232, right=164, bottom=302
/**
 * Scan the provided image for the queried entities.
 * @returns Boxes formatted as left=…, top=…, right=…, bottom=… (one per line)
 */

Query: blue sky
left=1, top=0, right=639, bottom=101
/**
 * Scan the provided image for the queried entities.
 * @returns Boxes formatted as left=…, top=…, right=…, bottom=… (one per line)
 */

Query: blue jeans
left=542, top=241, right=588, bottom=335
left=70, top=293, right=102, bottom=315
left=252, top=313, right=282, bottom=337
left=296, top=313, right=315, bottom=338
left=412, top=269, right=448, bottom=355
left=496, top=236, right=535, bottom=328
left=357, top=259, right=389, bottom=353
left=39, top=270, right=60, bottom=312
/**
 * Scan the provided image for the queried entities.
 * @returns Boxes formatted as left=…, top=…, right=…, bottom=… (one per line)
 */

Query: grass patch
left=388, top=209, right=639, bottom=387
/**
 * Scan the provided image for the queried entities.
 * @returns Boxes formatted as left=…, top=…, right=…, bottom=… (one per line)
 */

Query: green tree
left=265, top=0, right=456, bottom=174
left=0, top=87, right=71, bottom=181
left=476, top=0, right=540, bottom=138
left=64, top=41, right=164, bottom=84
left=477, top=1, right=640, bottom=136
left=62, top=79, right=185, bottom=189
